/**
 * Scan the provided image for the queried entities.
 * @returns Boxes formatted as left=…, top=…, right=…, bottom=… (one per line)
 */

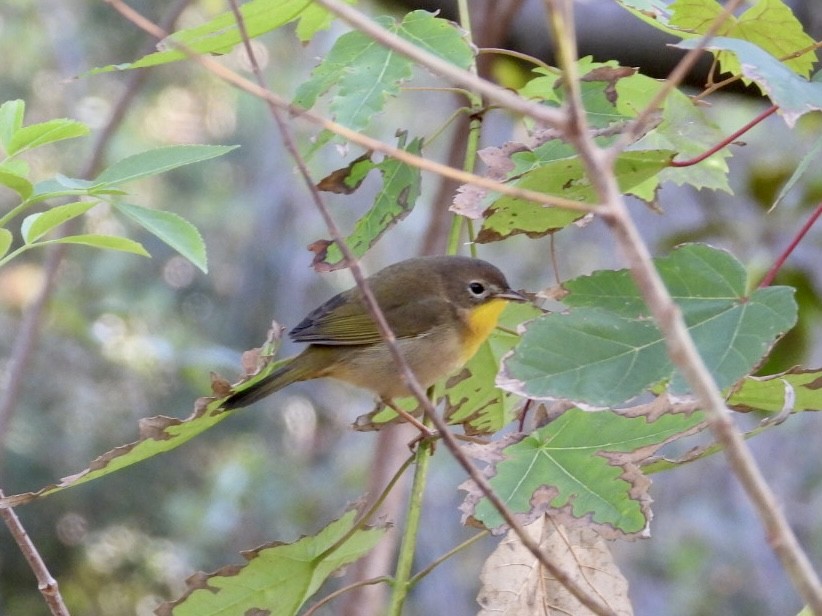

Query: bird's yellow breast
left=459, top=298, right=509, bottom=363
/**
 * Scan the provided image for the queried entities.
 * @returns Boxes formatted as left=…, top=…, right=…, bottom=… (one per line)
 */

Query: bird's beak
left=495, top=288, right=528, bottom=303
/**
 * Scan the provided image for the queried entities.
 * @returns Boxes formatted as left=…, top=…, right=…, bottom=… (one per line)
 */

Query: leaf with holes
left=461, top=407, right=705, bottom=536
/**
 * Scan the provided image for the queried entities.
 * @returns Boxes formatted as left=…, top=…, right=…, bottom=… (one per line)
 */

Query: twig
left=609, top=0, right=748, bottom=157
left=0, top=4, right=192, bottom=615
left=104, top=2, right=592, bottom=216
left=758, top=202, right=822, bottom=288
left=0, top=490, right=69, bottom=615
left=303, top=576, right=392, bottom=616
left=670, top=105, right=779, bottom=167
left=315, top=0, right=564, bottom=131
left=548, top=0, right=822, bottom=612
left=408, top=529, right=489, bottom=587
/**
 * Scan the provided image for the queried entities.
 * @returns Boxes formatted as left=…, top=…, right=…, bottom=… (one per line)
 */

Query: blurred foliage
left=0, top=1, right=821, bottom=616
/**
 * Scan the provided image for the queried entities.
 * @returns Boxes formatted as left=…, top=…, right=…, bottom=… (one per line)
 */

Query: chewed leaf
left=500, top=244, right=798, bottom=406
left=461, top=407, right=706, bottom=537
left=0, top=404, right=233, bottom=508
left=478, top=517, right=633, bottom=616
left=728, top=368, right=822, bottom=414
left=0, top=329, right=285, bottom=508
left=311, top=135, right=423, bottom=272
left=677, top=37, right=822, bottom=127
left=295, top=10, right=473, bottom=136
left=476, top=150, right=673, bottom=243
left=156, top=509, right=388, bottom=616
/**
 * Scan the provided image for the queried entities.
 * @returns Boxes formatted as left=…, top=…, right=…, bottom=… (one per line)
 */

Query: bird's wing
left=290, top=292, right=455, bottom=345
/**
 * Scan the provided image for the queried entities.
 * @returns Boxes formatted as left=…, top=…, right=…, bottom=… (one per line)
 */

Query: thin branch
left=0, top=490, right=69, bottom=616
left=408, top=529, right=489, bottom=587
left=609, top=0, right=748, bottom=158
left=303, top=576, right=392, bottom=616
left=548, top=0, right=822, bottom=611
left=315, top=0, right=565, bottom=131
left=107, top=2, right=589, bottom=217
left=0, top=5, right=192, bottom=616
left=758, top=202, right=822, bottom=288
left=670, top=105, right=778, bottom=167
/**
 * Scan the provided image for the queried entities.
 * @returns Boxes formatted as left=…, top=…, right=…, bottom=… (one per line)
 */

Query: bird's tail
left=222, top=355, right=311, bottom=409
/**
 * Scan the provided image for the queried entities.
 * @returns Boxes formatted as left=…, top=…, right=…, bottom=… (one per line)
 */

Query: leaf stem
left=758, top=201, right=822, bottom=288
left=408, top=529, right=489, bottom=588
left=670, top=105, right=778, bottom=167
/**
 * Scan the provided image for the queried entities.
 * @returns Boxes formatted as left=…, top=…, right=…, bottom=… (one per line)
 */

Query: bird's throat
left=460, top=298, right=509, bottom=363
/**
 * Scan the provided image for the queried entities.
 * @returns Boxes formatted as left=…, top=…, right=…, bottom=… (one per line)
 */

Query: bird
left=222, top=255, right=525, bottom=414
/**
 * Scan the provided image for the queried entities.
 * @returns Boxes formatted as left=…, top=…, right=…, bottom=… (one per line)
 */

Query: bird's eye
left=468, top=281, right=486, bottom=297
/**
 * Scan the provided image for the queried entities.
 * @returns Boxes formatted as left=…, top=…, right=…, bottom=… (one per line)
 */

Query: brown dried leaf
left=478, top=515, right=633, bottom=616
left=316, top=151, right=373, bottom=194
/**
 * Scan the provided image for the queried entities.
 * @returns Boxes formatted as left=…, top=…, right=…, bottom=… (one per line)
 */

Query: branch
left=315, top=0, right=565, bottom=131
left=100, top=3, right=621, bottom=614
left=548, top=0, right=822, bottom=612
left=0, top=4, right=193, bottom=615
left=610, top=0, right=748, bottom=157
left=103, top=1, right=591, bottom=215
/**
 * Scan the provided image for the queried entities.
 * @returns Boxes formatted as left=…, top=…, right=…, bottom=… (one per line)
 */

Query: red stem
left=670, top=105, right=779, bottom=167
left=759, top=201, right=822, bottom=287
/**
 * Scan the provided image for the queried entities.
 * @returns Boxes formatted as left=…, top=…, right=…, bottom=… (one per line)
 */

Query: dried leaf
left=316, top=151, right=374, bottom=194
left=478, top=515, right=633, bottom=615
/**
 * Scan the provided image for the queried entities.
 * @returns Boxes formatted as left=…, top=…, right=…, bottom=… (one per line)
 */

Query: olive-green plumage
left=223, top=256, right=524, bottom=409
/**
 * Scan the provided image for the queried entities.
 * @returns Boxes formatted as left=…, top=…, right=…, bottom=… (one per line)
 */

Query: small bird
left=222, top=255, right=525, bottom=411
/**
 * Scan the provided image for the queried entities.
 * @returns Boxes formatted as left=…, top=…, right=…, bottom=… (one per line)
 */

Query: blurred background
left=1, top=1, right=822, bottom=614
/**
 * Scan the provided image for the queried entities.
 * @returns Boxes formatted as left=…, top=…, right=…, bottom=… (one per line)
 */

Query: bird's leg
left=381, top=397, right=439, bottom=448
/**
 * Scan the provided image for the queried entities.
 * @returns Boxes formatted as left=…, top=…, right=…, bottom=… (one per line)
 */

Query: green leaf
left=159, top=510, right=388, bottom=616
left=630, top=88, right=731, bottom=192
left=26, top=176, right=123, bottom=206
left=113, top=202, right=207, bottom=273
left=310, top=135, right=423, bottom=271
left=445, top=302, right=543, bottom=435
left=94, top=145, right=238, bottom=187
left=295, top=11, right=473, bottom=134
left=0, top=228, right=12, bottom=259
left=728, top=368, right=822, bottom=414
left=87, top=0, right=313, bottom=74
left=671, top=0, right=817, bottom=78
left=46, top=234, right=150, bottom=257
left=613, top=0, right=678, bottom=36
left=476, top=150, right=674, bottom=243
left=0, top=99, right=25, bottom=151
left=22, top=201, right=96, bottom=243
left=771, top=133, right=822, bottom=210
left=500, top=244, right=798, bottom=406
left=0, top=163, right=33, bottom=199
left=7, top=118, right=89, bottom=157
left=466, top=408, right=706, bottom=535
left=677, top=37, right=822, bottom=127
left=294, top=1, right=340, bottom=42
